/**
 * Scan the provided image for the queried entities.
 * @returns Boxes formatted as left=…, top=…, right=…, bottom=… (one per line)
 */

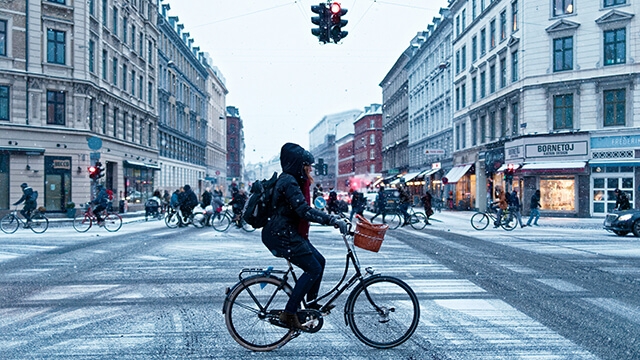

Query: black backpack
left=243, top=172, right=278, bottom=228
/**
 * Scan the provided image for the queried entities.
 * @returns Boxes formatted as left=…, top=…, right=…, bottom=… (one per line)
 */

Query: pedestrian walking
left=370, top=186, right=387, bottom=223
left=398, top=183, right=411, bottom=226
left=349, top=189, right=365, bottom=221
left=526, top=189, right=541, bottom=226
left=421, top=191, right=433, bottom=225
left=510, top=189, right=525, bottom=228
left=493, top=185, right=508, bottom=228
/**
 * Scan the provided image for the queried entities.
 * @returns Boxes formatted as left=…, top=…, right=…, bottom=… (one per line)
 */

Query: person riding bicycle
left=614, top=188, right=631, bottom=211
left=397, top=183, right=412, bottom=226
left=326, top=188, right=339, bottom=214
left=262, top=143, right=348, bottom=330
left=493, top=185, right=508, bottom=228
left=91, top=184, right=110, bottom=225
left=13, top=183, right=37, bottom=223
left=229, top=188, right=248, bottom=226
left=370, top=186, right=387, bottom=223
left=180, top=185, right=198, bottom=224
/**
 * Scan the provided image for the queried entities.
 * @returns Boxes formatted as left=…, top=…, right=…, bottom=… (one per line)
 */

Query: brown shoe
left=279, top=311, right=308, bottom=330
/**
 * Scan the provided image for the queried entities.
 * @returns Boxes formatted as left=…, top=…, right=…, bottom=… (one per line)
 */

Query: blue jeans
left=527, top=208, right=540, bottom=225
left=285, top=244, right=325, bottom=314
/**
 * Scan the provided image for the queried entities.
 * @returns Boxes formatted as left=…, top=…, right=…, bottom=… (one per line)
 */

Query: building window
left=480, top=28, right=486, bottom=56
left=472, top=0, right=477, bottom=19
left=370, top=164, right=375, bottom=173
left=456, top=16, right=460, bottom=37
left=139, top=76, right=143, bottom=100
left=500, top=58, right=507, bottom=88
left=471, top=118, right=477, bottom=146
left=462, top=9, right=466, bottom=32
left=472, top=36, right=477, bottom=62
left=122, top=17, right=128, bottom=44
left=112, top=57, right=118, bottom=85
left=102, top=50, right=108, bottom=80
left=490, top=19, right=496, bottom=48
left=0, top=20, right=7, bottom=56
left=461, top=84, right=466, bottom=108
left=512, top=50, right=518, bottom=82
left=511, top=102, right=519, bottom=136
left=370, top=119, right=375, bottom=128
left=131, top=24, right=136, bottom=49
left=500, top=107, right=507, bottom=137
left=132, top=115, right=136, bottom=143
left=455, top=125, right=460, bottom=150
left=89, top=98, right=94, bottom=131
left=89, top=0, right=95, bottom=16
left=112, top=6, right=118, bottom=35
left=88, top=40, right=95, bottom=73
left=489, top=111, right=496, bottom=140
left=148, top=40, right=153, bottom=63
left=461, top=45, right=466, bottom=70
left=122, top=112, right=127, bottom=140
left=480, top=71, right=486, bottom=98
left=148, top=123, right=152, bottom=146
left=553, top=0, right=574, bottom=16
left=553, top=94, right=573, bottom=129
left=554, top=36, right=573, bottom=72
left=370, top=134, right=375, bottom=145
left=604, top=89, right=625, bottom=127
left=472, top=77, right=477, bottom=102
left=0, top=85, right=8, bottom=121
left=489, top=64, right=496, bottom=93
left=604, top=28, right=625, bottom=66
left=113, top=108, right=118, bottom=137
left=46, top=90, right=65, bottom=125
left=456, top=51, right=460, bottom=74
left=604, top=0, right=626, bottom=7
left=461, top=122, right=467, bottom=148
left=102, top=104, right=107, bottom=134
left=512, top=0, right=518, bottom=32
left=102, top=0, right=108, bottom=24
left=455, top=87, right=460, bottom=110
left=148, top=81, right=153, bottom=105
left=49, top=0, right=65, bottom=4
left=47, top=29, right=65, bottom=64
left=370, top=149, right=375, bottom=160
left=480, top=115, right=486, bottom=143
left=500, top=10, right=507, bottom=41
left=122, top=64, right=127, bottom=91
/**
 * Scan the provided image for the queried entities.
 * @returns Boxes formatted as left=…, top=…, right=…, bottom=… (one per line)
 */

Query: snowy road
left=0, top=214, right=638, bottom=359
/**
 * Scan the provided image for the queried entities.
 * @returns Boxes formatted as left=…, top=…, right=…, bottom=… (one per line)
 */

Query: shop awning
left=496, top=163, right=522, bottom=172
left=0, top=147, right=46, bottom=155
left=371, top=177, right=384, bottom=187
left=521, top=161, right=587, bottom=171
left=589, top=159, right=640, bottom=167
left=419, top=167, right=441, bottom=178
left=442, top=164, right=473, bottom=184
left=124, top=160, right=161, bottom=170
left=400, top=171, right=423, bottom=182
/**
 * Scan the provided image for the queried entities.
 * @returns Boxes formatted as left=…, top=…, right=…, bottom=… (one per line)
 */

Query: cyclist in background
left=13, top=183, right=37, bottom=223
left=229, top=189, right=248, bottom=226
left=92, top=184, right=109, bottom=225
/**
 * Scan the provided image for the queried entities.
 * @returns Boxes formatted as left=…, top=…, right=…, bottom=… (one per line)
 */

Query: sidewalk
left=427, top=210, right=605, bottom=230
left=45, top=210, right=148, bottom=227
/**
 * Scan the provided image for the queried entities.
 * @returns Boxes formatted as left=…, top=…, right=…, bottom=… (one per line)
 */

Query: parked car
left=603, top=209, right=640, bottom=236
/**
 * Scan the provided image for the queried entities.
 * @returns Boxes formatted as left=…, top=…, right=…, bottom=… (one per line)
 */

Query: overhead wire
left=191, top=2, right=297, bottom=29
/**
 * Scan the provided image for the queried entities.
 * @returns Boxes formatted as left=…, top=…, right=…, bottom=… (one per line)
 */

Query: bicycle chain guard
left=267, top=309, right=324, bottom=333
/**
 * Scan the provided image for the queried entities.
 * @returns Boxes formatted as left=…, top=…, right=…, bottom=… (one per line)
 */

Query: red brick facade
left=354, top=114, right=383, bottom=177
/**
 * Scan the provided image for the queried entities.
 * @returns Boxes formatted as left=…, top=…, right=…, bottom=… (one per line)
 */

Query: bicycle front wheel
left=385, top=213, right=402, bottom=230
left=104, top=213, right=122, bottom=232
left=29, top=213, right=48, bottom=233
left=501, top=213, right=517, bottom=231
left=346, top=276, right=420, bottom=349
left=0, top=214, right=19, bottom=234
left=192, top=213, right=206, bottom=228
left=165, top=212, right=179, bottom=228
left=470, top=212, right=490, bottom=230
left=211, top=213, right=231, bottom=232
left=224, top=276, right=293, bottom=351
left=409, top=212, right=427, bottom=230
left=73, top=213, right=92, bottom=232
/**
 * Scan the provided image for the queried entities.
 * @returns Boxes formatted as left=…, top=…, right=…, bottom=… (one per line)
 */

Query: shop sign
left=591, top=135, right=640, bottom=149
left=526, top=141, right=588, bottom=158
left=52, top=159, right=71, bottom=170
left=432, top=162, right=441, bottom=169
left=505, top=145, right=523, bottom=161
left=425, top=149, right=445, bottom=154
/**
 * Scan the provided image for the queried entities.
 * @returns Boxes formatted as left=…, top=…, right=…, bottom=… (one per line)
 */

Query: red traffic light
left=88, top=166, right=97, bottom=174
left=330, top=2, right=341, bottom=14
left=507, top=163, right=515, bottom=171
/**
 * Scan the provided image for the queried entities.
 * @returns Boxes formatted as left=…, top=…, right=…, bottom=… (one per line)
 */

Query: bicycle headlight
left=617, top=214, right=633, bottom=222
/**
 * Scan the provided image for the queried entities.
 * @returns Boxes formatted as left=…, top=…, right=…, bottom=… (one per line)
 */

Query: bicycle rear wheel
left=165, top=211, right=179, bottom=228
left=0, top=214, right=19, bottom=234
left=73, top=213, right=92, bottom=232
left=409, top=212, right=427, bottom=230
left=104, top=213, right=122, bottom=232
left=470, top=212, right=490, bottom=230
left=211, top=213, right=231, bottom=232
left=501, top=213, right=517, bottom=231
left=346, top=276, right=420, bottom=349
left=29, top=213, right=48, bottom=233
left=224, top=276, right=293, bottom=351
left=385, top=213, right=402, bottom=230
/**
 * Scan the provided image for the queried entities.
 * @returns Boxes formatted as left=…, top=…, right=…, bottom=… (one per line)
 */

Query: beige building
left=0, top=0, right=160, bottom=212
left=203, top=53, right=227, bottom=193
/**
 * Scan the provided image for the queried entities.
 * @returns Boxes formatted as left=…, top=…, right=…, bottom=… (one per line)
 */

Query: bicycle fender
left=343, top=274, right=383, bottom=326
left=221, top=274, right=285, bottom=315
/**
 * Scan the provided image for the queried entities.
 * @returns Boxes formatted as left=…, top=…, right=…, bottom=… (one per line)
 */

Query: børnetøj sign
left=525, top=140, right=588, bottom=158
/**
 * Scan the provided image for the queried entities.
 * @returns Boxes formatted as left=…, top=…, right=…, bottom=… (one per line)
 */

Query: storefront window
left=0, top=153, right=8, bottom=209
left=592, top=167, right=633, bottom=215
left=123, top=165, right=155, bottom=204
left=540, top=176, right=575, bottom=211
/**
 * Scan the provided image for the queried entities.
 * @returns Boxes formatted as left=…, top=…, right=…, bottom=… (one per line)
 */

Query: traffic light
left=88, top=164, right=98, bottom=180
left=504, top=164, right=515, bottom=181
left=316, top=158, right=325, bottom=176
left=329, top=2, right=348, bottom=43
left=322, top=163, right=328, bottom=175
left=311, top=3, right=330, bottom=43
left=95, top=161, right=105, bottom=179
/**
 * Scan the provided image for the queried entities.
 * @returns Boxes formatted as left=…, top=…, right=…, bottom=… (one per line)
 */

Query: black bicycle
left=470, top=205, right=517, bottom=231
left=222, top=220, right=420, bottom=351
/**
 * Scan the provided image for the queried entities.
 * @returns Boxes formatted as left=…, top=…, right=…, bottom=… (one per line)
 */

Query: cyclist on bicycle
left=398, top=183, right=412, bottom=226
left=262, top=143, right=348, bottom=330
left=180, top=185, right=198, bottom=224
left=13, top=183, right=37, bottom=223
left=493, top=185, right=508, bottom=228
left=92, top=184, right=109, bottom=225
left=229, top=189, right=248, bottom=227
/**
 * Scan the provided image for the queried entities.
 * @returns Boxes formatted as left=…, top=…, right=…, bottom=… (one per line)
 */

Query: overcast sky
left=167, top=0, right=449, bottom=164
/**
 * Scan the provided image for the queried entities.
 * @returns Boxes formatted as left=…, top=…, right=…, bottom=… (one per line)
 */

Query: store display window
left=592, top=166, right=634, bottom=214
left=540, top=175, right=575, bottom=211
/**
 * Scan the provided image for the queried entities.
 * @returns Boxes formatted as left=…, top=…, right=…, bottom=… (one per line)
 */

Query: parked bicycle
left=470, top=205, right=516, bottom=231
left=0, top=206, right=48, bottom=234
left=73, top=203, right=122, bottom=232
left=211, top=205, right=255, bottom=232
left=222, top=217, right=419, bottom=351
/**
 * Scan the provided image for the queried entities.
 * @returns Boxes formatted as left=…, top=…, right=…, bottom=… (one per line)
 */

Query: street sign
left=90, top=152, right=101, bottom=160
left=432, top=162, right=441, bottom=169
left=87, top=136, right=102, bottom=150
left=388, top=169, right=399, bottom=174
left=425, top=149, right=445, bottom=154
left=215, top=170, right=221, bottom=175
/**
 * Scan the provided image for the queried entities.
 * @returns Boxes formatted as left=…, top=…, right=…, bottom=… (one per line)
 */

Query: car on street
left=603, top=209, right=640, bottom=236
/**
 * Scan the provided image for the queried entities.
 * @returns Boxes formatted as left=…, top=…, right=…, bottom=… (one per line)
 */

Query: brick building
left=353, top=104, right=383, bottom=188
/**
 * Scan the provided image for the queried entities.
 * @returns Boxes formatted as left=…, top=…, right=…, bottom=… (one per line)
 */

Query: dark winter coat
left=13, top=187, right=37, bottom=210
left=262, top=143, right=332, bottom=259
left=92, top=188, right=109, bottom=207
left=201, top=191, right=212, bottom=207
left=530, top=192, right=541, bottom=210
left=616, top=191, right=631, bottom=211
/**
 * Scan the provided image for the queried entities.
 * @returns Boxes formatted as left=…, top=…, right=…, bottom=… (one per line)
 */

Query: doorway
left=45, top=156, right=72, bottom=212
